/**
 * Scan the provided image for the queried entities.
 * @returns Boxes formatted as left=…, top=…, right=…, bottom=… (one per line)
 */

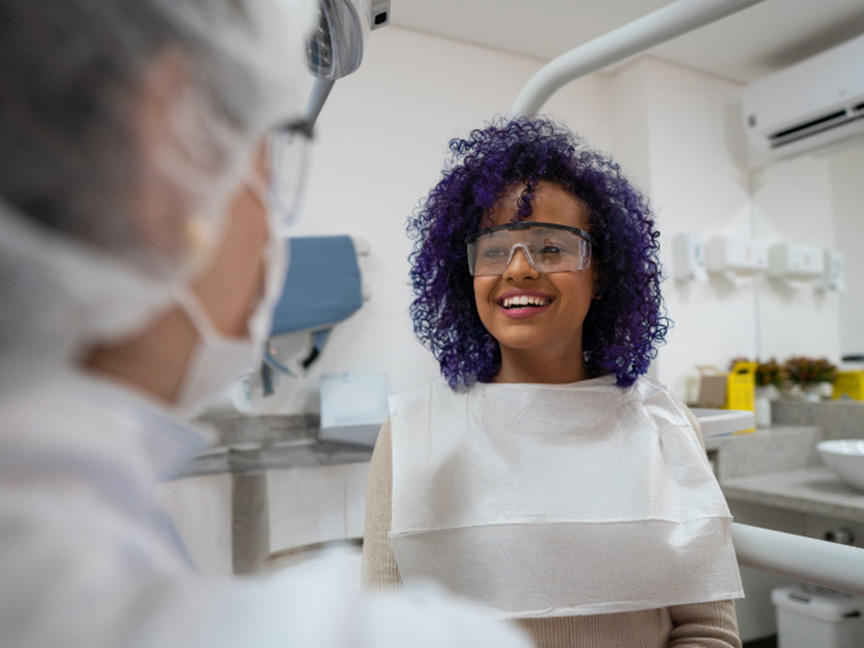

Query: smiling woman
left=362, top=117, right=745, bottom=648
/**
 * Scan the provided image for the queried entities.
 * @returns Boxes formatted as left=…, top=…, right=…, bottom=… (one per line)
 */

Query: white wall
left=751, top=154, right=841, bottom=361
left=830, top=142, right=864, bottom=357
left=605, top=59, right=756, bottom=401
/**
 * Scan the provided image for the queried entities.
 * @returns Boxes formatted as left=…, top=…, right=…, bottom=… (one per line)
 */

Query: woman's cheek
left=473, top=276, right=499, bottom=332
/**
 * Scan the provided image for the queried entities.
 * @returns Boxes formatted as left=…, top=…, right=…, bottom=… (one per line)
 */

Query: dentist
left=0, top=1, right=532, bottom=646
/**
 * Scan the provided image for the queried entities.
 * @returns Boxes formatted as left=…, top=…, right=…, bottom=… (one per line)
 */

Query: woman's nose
left=503, top=244, right=540, bottom=280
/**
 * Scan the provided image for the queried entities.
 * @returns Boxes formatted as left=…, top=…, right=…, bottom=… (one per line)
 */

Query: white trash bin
left=772, top=585, right=864, bottom=648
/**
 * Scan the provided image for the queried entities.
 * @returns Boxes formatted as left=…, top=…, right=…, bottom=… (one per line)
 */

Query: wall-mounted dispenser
left=768, top=243, right=825, bottom=290
left=673, top=232, right=708, bottom=282
left=821, top=249, right=846, bottom=292
left=704, top=236, right=768, bottom=287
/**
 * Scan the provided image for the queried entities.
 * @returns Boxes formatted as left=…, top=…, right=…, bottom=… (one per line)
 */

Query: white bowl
left=817, top=440, right=864, bottom=492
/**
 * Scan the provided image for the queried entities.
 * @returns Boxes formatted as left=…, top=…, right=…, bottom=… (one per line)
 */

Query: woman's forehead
left=486, top=181, right=589, bottom=229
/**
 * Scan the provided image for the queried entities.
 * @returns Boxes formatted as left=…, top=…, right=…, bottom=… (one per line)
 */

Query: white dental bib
left=388, top=374, right=743, bottom=618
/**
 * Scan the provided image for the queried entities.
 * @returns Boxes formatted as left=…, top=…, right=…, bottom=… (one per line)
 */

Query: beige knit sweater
left=362, top=419, right=742, bottom=648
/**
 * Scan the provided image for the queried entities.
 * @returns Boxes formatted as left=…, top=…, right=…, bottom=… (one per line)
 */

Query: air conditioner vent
left=771, top=111, right=864, bottom=149
left=770, top=110, right=848, bottom=142
left=768, top=110, right=864, bottom=150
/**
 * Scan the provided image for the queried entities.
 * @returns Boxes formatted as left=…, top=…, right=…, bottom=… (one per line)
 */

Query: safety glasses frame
left=465, top=221, right=596, bottom=277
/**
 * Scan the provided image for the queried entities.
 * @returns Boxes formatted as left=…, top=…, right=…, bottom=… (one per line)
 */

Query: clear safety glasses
left=268, top=119, right=314, bottom=227
left=466, top=221, right=595, bottom=277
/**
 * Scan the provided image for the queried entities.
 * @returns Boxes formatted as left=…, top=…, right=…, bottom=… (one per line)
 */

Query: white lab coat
left=0, top=367, right=532, bottom=648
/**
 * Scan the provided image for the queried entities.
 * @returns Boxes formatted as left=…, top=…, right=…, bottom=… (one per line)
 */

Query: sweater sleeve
left=667, top=600, right=742, bottom=648
left=361, top=420, right=402, bottom=590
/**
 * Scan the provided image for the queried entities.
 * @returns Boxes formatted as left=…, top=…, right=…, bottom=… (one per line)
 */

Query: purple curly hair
left=407, top=117, right=669, bottom=389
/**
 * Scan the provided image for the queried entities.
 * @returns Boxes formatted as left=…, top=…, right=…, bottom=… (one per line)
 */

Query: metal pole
left=732, top=523, right=864, bottom=596
left=231, top=473, right=270, bottom=574
left=510, top=0, right=767, bottom=117
left=304, top=77, right=336, bottom=129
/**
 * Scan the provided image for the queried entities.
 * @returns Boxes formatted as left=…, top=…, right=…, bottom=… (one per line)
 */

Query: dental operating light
left=303, top=0, right=389, bottom=126
left=510, top=0, right=766, bottom=117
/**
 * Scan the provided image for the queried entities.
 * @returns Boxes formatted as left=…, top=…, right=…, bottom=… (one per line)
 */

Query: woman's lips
left=498, top=302, right=552, bottom=319
left=496, top=291, right=554, bottom=319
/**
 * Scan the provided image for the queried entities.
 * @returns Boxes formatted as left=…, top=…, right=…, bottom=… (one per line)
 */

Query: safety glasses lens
left=468, top=227, right=591, bottom=276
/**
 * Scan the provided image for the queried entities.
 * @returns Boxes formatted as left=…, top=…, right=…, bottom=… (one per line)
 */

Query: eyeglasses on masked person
left=267, top=118, right=314, bottom=228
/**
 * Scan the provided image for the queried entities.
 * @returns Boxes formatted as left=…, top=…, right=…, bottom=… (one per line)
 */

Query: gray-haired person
left=0, top=2, right=532, bottom=646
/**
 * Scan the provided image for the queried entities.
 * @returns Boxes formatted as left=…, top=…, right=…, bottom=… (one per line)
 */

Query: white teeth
left=502, top=295, right=551, bottom=308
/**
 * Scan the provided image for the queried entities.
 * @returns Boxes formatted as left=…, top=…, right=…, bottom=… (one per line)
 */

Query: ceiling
left=388, top=0, right=864, bottom=84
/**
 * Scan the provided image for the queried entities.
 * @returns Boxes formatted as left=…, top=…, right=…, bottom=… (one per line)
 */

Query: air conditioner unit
left=742, top=33, right=864, bottom=166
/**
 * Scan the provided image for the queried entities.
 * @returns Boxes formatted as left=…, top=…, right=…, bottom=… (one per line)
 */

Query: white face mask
left=173, top=178, right=288, bottom=419
left=173, top=285, right=257, bottom=419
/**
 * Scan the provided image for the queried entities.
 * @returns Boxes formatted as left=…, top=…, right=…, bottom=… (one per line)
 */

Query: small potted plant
left=754, top=358, right=786, bottom=426
left=783, top=356, right=838, bottom=401
left=756, top=358, right=786, bottom=393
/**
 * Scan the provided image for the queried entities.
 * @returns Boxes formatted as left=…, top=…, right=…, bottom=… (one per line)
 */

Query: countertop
left=711, top=422, right=864, bottom=523
left=175, top=412, right=374, bottom=478
left=722, top=466, right=864, bottom=523
left=692, top=408, right=755, bottom=443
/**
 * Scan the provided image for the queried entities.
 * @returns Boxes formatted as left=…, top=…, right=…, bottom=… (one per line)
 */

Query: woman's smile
left=496, top=289, right=555, bottom=318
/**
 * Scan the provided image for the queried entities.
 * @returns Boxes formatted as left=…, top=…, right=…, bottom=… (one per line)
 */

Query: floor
left=743, top=635, right=778, bottom=648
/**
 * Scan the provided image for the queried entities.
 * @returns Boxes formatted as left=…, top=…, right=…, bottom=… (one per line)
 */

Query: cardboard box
left=696, top=369, right=728, bottom=409
left=696, top=363, right=756, bottom=433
